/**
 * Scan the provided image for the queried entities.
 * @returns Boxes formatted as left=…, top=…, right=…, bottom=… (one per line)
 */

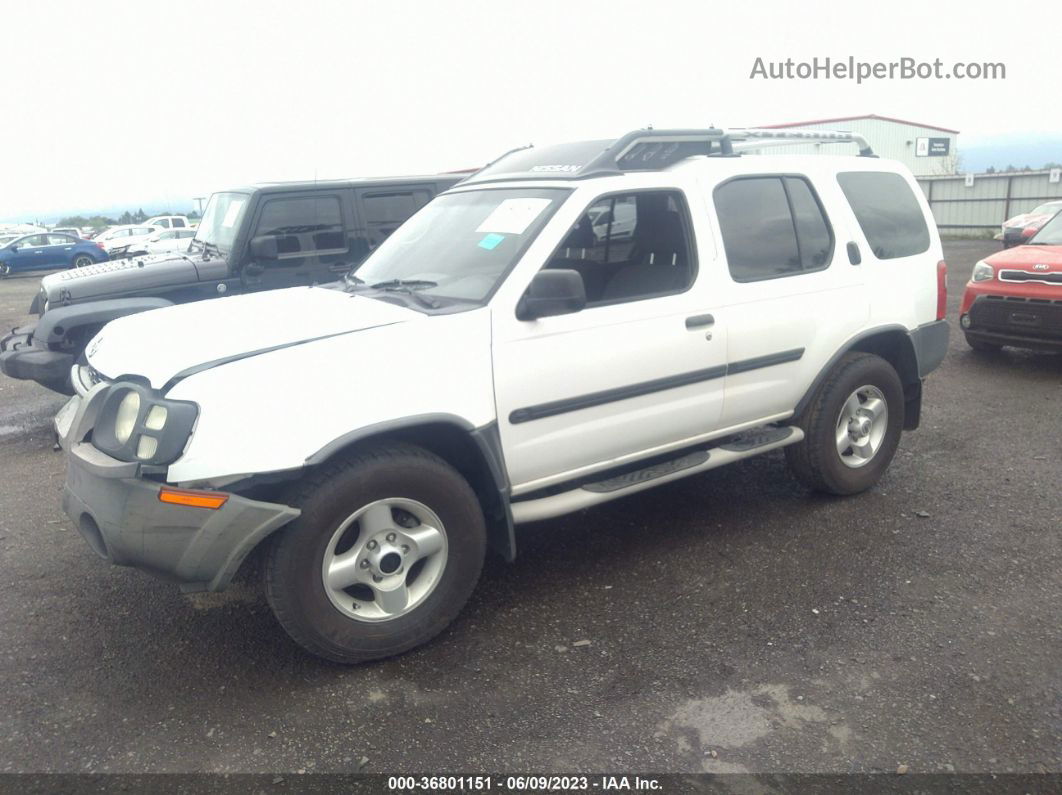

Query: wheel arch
left=796, top=326, right=923, bottom=431
left=304, top=415, right=516, bottom=562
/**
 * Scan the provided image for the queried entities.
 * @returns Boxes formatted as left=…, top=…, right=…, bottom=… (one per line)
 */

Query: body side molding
left=509, top=348, right=805, bottom=425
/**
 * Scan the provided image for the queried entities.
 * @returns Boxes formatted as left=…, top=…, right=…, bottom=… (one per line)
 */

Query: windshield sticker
left=476, top=198, right=553, bottom=235
left=221, top=200, right=245, bottom=228
left=478, top=233, right=505, bottom=250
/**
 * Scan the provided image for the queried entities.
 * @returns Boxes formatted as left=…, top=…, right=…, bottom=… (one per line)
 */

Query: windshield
left=353, top=187, right=568, bottom=303
left=192, top=192, right=249, bottom=254
left=1028, top=211, right=1062, bottom=244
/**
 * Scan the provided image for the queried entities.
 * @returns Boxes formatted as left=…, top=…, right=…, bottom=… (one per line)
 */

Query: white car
left=137, top=228, right=198, bottom=256
left=95, top=224, right=162, bottom=258
left=144, top=215, right=191, bottom=230
left=56, top=127, right=948, bottom=664
left=51, top=227, right=83, bottom=238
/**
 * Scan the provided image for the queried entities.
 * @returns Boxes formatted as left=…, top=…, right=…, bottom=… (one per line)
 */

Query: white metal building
left=750, top=114, right=960, bottom=177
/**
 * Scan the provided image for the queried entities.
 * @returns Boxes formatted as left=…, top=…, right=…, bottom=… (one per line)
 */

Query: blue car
left=0, top=232, right=108, bottom=278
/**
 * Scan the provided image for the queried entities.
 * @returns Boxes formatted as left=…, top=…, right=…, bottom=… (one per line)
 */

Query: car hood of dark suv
left=39, top=252, right=227, bottom=305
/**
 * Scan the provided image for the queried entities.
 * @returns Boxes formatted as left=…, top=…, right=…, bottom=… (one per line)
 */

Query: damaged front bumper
left=57, top=388, right=300, bottom=592
left=0, top=324, right=74, bottom=390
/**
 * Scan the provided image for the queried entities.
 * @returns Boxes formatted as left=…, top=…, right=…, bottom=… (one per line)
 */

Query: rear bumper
left=0, top=325, right=73, bottom=387
left=58, top=391, right=300, bottom=592
left=964, top=294, right=1062, bottom=350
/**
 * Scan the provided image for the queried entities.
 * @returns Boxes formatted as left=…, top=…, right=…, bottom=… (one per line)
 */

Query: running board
left=510, top=426, right=804, bottom=524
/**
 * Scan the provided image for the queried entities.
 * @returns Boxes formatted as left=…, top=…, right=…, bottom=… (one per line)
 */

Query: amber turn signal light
left=158, top=486, right=229, bottom=510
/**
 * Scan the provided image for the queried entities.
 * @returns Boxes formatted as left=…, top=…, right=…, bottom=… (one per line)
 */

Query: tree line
left=57, top=208, right=200, bottom=228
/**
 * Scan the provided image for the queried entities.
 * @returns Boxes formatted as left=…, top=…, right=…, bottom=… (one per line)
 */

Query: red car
left=961, top=212, right=1062, bottom=352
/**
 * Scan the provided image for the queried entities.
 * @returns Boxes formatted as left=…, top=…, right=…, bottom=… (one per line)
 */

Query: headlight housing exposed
left=971, top=260, right=994, bottom=282
left=92, top=382, right=198, bottom=465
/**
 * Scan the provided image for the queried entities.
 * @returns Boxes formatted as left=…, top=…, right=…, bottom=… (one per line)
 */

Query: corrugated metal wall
left=748, top=118, right=958, bottom=176
left=916, top=171, right=1062, bottom=236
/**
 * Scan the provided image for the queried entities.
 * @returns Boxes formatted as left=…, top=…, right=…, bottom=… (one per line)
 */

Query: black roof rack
left=463, top=127, right=876, bottom=185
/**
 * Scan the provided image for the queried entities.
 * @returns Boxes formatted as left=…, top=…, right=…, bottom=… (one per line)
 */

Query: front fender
left=37, top=297, right=174, bottom=347
left=163, top=309, right=497, bottom=483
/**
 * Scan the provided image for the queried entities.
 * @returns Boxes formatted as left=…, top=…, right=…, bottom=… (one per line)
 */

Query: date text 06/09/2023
left=387, top=775, right=664, bottom=791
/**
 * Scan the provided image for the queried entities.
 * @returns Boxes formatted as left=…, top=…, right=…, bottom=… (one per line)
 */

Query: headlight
left=971, top=260, right=994, bottom=282
left=92, top=382, right=198, bottom=465
left=114, top=391, right=140, bottom=443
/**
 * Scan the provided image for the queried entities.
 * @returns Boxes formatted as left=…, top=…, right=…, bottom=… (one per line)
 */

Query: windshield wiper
left=368, top=279, right=440, bottom=309
left=369, top=279, right=438, bottom=290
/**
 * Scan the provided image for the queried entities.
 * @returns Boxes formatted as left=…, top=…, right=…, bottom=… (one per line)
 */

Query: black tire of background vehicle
left=964, top=334, right=1002, bottom=353
left=785, top=352, right=905, bottom=496
left=264, top=442, right=487, bottom=664
left=71, top=255, right=94, bottom=268
left=0, top=263, right=9, bottom=278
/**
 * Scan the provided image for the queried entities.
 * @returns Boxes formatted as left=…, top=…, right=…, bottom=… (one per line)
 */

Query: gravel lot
left=0, top=240, right=1058, bottom=776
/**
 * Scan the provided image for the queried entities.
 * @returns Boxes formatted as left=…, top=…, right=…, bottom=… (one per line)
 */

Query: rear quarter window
left=837, top=171, right=930, bottom=260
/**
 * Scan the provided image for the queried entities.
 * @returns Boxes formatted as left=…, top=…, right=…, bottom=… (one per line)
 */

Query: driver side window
left=543, top=190, right=695, bottom=306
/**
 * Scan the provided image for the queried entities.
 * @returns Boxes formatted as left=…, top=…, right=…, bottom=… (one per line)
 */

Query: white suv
left=56, top=128, right=949, bottom=663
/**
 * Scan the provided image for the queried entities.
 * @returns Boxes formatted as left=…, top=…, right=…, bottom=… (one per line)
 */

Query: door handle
left=685, top=314, right=715, bottom=329
left=846, top=241, right=862, bottom=265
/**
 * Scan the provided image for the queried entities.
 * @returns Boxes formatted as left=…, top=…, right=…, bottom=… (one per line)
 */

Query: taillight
left=936, top=260, right=947, bottom=321
left=96, top=242, right=105, bottom=250
left=1022, top=226, right=1038, bottom=238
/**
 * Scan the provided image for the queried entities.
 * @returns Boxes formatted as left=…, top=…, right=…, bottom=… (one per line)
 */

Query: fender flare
left=306, top=414, right=517, bottom=562
left=794, top=324, right=925, bottom=429
left=36, top=297, right=174, bottom=347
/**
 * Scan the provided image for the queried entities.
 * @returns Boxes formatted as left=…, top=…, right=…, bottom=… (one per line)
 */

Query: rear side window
left=837, top=171, right=930, bottom=259
left=172, top=218, right=186, bottom=227
left=361, top=189, right=433, bottom=247
left=713, top=176, right=833, bottom=282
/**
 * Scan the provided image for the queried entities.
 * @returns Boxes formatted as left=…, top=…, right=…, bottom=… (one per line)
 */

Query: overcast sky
left=3, top=0, right=1059, bottom=221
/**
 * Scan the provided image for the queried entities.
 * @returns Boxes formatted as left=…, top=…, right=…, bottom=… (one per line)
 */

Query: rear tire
left=785, top=352, right=904, bottom=495
left=0, top=263, right=9, bottom=278
left=71, top=255, right=94, bottom=269
left=264, top=442, right=487, bottom=664
left=965, top=334, right=1002, bottom=353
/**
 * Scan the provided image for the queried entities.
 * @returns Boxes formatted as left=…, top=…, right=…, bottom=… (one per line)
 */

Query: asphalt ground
left=0, top=240, right=1058, bottom=777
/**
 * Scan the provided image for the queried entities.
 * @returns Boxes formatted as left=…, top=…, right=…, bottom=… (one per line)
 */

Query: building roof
left=759, top=114, right=959, bottom=135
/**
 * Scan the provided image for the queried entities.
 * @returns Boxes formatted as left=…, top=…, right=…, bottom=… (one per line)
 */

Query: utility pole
left=193, top=197, right=205, bottom=216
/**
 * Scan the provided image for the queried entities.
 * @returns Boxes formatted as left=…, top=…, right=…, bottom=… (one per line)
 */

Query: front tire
left=786, top=352, right=904, bottom=495
left=264, top=443, right=487, bottom=664
left=0, top=263, right=9, bottom=278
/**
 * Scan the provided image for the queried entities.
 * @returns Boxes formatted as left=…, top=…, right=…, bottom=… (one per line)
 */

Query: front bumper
left=0, top=324, right=74, bottom=388
left=58, top=390, right=300, bottom=592
left=964, top=294, right=1062, bottom=351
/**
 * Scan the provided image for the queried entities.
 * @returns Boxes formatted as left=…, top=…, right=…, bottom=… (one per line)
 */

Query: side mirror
left=516, top=269, right=586, bottom=321
left=1002, top=227, right=1024, bottom=248
left=249, top=235, right=278, bottom=260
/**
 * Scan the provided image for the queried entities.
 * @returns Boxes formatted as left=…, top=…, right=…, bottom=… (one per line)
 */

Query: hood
left=86, top=286, right=421, bottom=389
left=986, top=244, right=1062, bottom=272
left=41, top=253, right=210, bottom=303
